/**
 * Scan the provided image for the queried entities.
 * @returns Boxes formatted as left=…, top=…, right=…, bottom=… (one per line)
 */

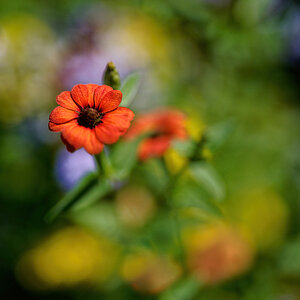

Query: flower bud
left=103, top=61, right=121, bottom=90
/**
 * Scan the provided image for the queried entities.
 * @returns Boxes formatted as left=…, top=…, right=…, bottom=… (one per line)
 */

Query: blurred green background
left=1, top=0, right=300, bottom=299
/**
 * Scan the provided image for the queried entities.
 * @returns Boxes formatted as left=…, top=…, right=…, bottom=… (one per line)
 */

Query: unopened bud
left=103, top=61, right=121, bottom=90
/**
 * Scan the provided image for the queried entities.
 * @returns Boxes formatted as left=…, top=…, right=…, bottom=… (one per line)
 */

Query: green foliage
left=277, top=236, right=300, bottom=277
left=189, top=162, right=225, bottom=202
left=71, top=202, right=123, bottom=241
left=159, top=276, right=201, bottom=300
left=110, top=138, right=141, bottom=180
left=45, top=172, right=99, bottom=222
left=70, top=179, right=112, bottom=212
left=206, top=121, right=235, bottom=152
left=172, top=180, right=223, bottom=217
left=120, top=72, right=142, bottom=107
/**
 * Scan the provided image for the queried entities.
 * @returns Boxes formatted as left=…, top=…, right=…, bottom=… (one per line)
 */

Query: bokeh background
left=1, top=0, right=300, bottom=299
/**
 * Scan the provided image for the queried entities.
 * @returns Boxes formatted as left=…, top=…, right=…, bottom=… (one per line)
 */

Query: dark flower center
left=149, top=131, right=164, bottom=138
left=77, top=107, right=103, bottom=129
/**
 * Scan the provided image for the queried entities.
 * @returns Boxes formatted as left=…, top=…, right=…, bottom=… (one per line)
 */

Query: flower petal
left=71, top=84, right=97, bottom=108
left=104, top=107, right=135, bottom=120
left=61, top=123, right=90, bottom=150
left=95, top=123, right=121, bottom=144
left=86, top=84, right=99, bottom=107
left=94, top=85, right=113, bottom=109
left=49, top=106, right=78, bottom=124
left=84, top=130, right=104, bottom=155
left=56, top=91, right=80, bottom=112
left=48, top=119, right=76, bottom=132
left=102, top=107, right=134, bottom=133
left=98, top=90, right=122, bottom=113
left=61, top=134, right=76, bottom=152
left=139, top=136, right=170, bottom=161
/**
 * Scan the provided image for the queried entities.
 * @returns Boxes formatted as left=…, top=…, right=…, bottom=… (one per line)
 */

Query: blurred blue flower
left=55, top=148, right=96, bottom=191
left=284, top=8, right=300, bottom=60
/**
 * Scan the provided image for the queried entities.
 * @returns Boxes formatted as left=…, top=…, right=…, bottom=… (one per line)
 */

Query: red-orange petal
left=49, top=106, right=78, bottom=124
left=61, top=123, right=90, bottom=150
left=84, top=130, right=104, bottom=154
left=61, top=134, right=76, bottom=152
left=48, top=119, right=76, bottom=132
left=139, top=136, right=170, bottom=161
left=98, top=90, right=122, bottom=113
left=94, top=85, right=113, bottom=109
left=70, top=84, right=95, bottom=108
left=102, top=107, right=134, bottom=132
left=86, top=84, right=99, bottom=107
left=95, top=123, right=121, bottom=144
left=56, top=91, right=80, bottom=112
left=104, top=107, right=135, bottom=120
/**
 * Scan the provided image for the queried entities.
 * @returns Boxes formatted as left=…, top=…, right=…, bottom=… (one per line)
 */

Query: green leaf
left=45, top=172, right=98, bottom=222
left=206, top=120, right=235, bottom=151
left=172, top=139, right=195, bottom=157
left=138, top=159, right=169, bottom=195
left=140, top=212, right=180, bottom=254
left=159, top=277, right=201, bottom=300
left=278, top=236, right=300, bottom=276
left=110, top=138, right=141, bottom=180
left=71, top=203, right=122, bottom=241
left=172, top=181, right=223, bottom=217
left=189, top=162, right=225, bottom=202
left=71, top=179, right=111, bottom=212
left=120, top=72, right=142, bottom=107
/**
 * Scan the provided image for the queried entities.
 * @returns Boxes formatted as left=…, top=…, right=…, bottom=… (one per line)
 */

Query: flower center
left=77, top=107, right=103, bottom=129
left=149, top=131, right=164, bottom=138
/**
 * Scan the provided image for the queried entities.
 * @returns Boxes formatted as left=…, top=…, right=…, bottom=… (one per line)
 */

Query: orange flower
left=185, top=224, right=253, bottom=284
left=126, top=109, right=187, bottom=160
left=49, top=84, right=134, bottom=154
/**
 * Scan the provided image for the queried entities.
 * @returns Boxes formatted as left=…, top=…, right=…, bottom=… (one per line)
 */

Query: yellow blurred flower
left=202, top=146, right=213, bottom=161
left=230, top=188, right=288, bottom=251
left=179, top=207, right=219, bottom=224
left=164, top=148, right=187, bottom=174
left=164, top=111, right=212, bottom=174
left=120, top=249, right=181, bottom=294
left=102, top=15, right=171, bottom=71
left=185, top=114, right=206, bottom=142
left=183, top=222, right=254, bottom=284
left=16, top=227, right=119, bottom=290
left=115, top=185, right=156, bottom=228
left=0, top=14, right=58, bottom=124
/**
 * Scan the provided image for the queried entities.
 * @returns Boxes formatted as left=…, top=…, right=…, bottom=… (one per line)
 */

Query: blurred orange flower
left=121, top=249, right=181, bottom=294
left=49, top=84, right=134, bottom=154
left=184, top=223, right=253, bottom=284
left=126, top=109, right=187, bottom=160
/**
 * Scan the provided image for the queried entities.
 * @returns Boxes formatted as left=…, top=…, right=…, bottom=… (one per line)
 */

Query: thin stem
left=160, top=157, right=187, bottom=271
left=94, top=153, right=104, bottom=178
left=160, top=135, right=208, bottom=272
left=95, top=147, right=116, bottom=182
left=103, top=146, right=115, bottom=178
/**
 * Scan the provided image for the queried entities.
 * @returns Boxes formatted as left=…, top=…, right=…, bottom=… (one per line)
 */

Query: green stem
left=160, top=135, right=208, bottom=272
left=94, top=153, right=104, bottom=178
left=160, top=157, right=187, bottom=271
left=95, top=147, right=115, bottom=181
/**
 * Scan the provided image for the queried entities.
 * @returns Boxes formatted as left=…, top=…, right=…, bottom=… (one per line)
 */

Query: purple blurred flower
left=58, top=8, right=147, bottom=90
left=285, top=9, right=300, bottom=59
left=280, top=6, right=300, bottom=61
left=55, top=148, right=97, bottom=191
left=60, top=51, right=106, bottom=90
